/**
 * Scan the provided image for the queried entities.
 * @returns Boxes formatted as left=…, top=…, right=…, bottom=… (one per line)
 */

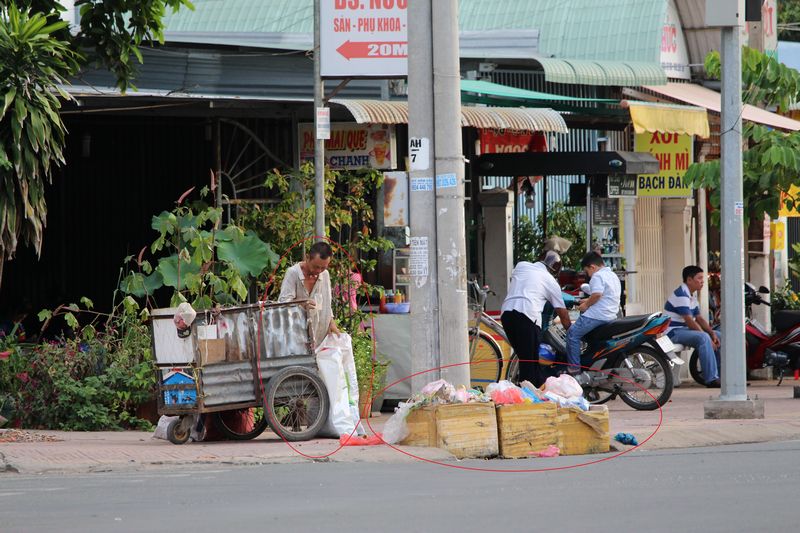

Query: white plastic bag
left=383, top=401, right=413, bottom=444
left=153, top=415, right=178, bottom=440
left=543, top=374, right=583, bottom=398
left=316, top=333, right=366, bottom=437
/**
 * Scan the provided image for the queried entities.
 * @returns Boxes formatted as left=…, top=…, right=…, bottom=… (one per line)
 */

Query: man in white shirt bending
left=566, top=251, right=621, bottom=374
left=500, top=251, right=572, bottom=386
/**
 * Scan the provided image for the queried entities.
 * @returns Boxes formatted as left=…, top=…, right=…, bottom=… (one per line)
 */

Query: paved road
left=2, top=440, right=798, bottom=533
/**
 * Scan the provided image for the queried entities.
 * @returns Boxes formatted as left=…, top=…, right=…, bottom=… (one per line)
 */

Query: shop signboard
left=479, top=129, right=547, bottom=188
left=298, top=123, right=397, bottom=170
left=661, top=0, right=691, bottom=80
left=607, top=175, right=637, bottom=198
left=634, top=132, right=693, bottom=197
left=320, top=0, right=408, bottom=78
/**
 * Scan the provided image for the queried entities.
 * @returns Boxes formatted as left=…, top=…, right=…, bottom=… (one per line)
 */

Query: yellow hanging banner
left=771, top=221, right=785, bottom=251
left=778, top=185, right=800, bottom=217
left=634, top=132, right=693, bottom=197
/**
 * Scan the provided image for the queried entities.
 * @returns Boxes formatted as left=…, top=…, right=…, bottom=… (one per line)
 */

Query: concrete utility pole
left=408, top=0, right=440, bottom=391
left=313, top=0, right=326, bottom=240
left=704, top=3, right=763, bottom=419
left=432, top=0, right=470, bottom=387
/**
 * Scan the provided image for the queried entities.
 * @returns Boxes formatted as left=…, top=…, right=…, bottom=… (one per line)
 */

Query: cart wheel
left=212, top=408, right=269, bottom=441
left=167, top=417, right=191, bottom=445
left=265, top=366, right=329, bottom=442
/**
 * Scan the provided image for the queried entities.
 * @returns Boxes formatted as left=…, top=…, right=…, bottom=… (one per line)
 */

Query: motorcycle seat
left=584, top=314, right=651, bottom=343
left=773, top=310, right=800, bottom=333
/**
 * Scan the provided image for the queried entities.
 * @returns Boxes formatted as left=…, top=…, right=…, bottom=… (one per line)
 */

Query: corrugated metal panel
left=674, top=0, right=721, bottom=78
left=201, top=361, right=257, bottom=406
left=460, top=0, right=667, bottom=62
left=331, top=99, right=569, bottom=134
left=75, top=47, right=388, bottom=101
left=163, top=0, right=313, bottom=34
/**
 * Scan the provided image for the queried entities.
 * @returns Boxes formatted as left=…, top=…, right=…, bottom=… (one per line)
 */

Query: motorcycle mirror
left=580, top=283, right=591, bottom=296
left=758, top=286, right=770, bottom=294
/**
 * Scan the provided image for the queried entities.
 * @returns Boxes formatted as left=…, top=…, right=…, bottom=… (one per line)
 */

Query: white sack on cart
left=153, top=415, right=178, bottom=440
left=316, top=333, right=365, bottom=438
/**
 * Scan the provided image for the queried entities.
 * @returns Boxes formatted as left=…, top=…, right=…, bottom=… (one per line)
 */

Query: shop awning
left=330, top=99, right=569, bottom=134
left=537, top=58, right=667, bottom=87
left=642, top=82, right=800, bottom=132
left=622, top=100, right=710, bottom=138
left=459, top=79, right=617, bottom=104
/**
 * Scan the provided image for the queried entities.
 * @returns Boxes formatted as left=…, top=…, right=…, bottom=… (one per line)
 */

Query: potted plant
left=352, top=331, right=389, bottom=418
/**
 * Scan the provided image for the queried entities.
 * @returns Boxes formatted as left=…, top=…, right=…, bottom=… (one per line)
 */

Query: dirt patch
left=0, top=429, right=62, bottom=443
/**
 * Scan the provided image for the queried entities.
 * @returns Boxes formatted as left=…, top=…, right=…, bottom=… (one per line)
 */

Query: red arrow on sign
left=336, top=40, right=408, bottom=60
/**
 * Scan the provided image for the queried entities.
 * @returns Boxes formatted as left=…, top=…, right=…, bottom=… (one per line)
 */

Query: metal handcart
left=151, top=301, right=329, bottom=444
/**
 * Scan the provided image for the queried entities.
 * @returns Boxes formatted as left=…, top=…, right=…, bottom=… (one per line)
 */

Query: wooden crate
left=435, top=403, right=498, bottom=459
left=557, top=405, right=610, bottom=456
left=496, top=402, right=559, bottom=459
left=400, top=406, right=437, bottom=447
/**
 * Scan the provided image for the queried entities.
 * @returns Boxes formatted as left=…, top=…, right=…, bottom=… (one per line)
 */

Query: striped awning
left=536, top=58, right=667, bottom=86
left=330, top=99, right=568, bottom=134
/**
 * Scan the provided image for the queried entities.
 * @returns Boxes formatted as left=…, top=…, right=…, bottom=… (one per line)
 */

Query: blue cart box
left=162, top=370, right=197, bottom=406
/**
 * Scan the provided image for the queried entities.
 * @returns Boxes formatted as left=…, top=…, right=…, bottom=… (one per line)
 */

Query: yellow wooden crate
left=435, top=403, right=498, bottom=459
left=557, top=405, right=610, bottom=456
left=496, top=402, right=559, bottom=459
left=400, top=406, right=437, bottom=447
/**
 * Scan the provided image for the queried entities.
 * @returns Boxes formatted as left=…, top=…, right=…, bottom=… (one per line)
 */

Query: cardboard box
left=557, top=405, right=610, bottom=456
left=435, top=403, right=498, bottom=459
left=198, top=338, right=226, bottom=366
left=496, top=402, right=559, bottom=459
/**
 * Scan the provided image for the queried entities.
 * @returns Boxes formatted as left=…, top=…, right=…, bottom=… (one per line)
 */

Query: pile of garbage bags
left=384, top=374, right=589, bottom=444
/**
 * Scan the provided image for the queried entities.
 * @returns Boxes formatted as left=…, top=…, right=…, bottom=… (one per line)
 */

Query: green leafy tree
left=684, top=47, right=800, bottom=225
left=779, top=0, right=800, bottom=42
left=514, top=203, right=587, bottom=270
left=0, top=0, right=192, bottom=288
left=120, top=190, right=279, bottom=309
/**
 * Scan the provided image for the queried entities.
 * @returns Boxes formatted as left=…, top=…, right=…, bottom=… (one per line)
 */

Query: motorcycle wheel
left=617, top=346, right=674, bottom=411
left=688, top=350, right=705, bottom=385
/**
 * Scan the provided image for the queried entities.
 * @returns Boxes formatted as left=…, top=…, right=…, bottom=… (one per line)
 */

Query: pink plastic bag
left=529, top=445, right=560, bottom=458
left=339, top=433, right=384, bottom=446
left=486, top=380, right=525, bottom=404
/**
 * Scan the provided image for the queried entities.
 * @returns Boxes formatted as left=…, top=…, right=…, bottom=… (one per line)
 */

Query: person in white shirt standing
left=501, top=251, right=572, bottom=386
left=566, top=251, right=621, bottom=375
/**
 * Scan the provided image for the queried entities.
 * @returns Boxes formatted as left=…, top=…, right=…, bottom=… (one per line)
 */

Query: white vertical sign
left=316, top=107, right=331, bottom=140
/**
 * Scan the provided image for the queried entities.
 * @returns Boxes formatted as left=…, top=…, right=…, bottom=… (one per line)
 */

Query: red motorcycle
left=689, top=283, right=800, bottom=385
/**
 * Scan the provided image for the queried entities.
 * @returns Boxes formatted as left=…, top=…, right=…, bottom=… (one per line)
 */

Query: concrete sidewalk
left=1, top=380, right=798, bottom=474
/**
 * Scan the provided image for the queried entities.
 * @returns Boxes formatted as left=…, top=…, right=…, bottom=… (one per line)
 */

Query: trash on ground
left=339, top=433, right=384, bottom=446
left=529, top=444, right=560, bottom=458
left=614, top=432, right=639, bottom=446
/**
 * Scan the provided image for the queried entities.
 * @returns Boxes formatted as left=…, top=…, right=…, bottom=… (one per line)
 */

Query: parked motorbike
left=509, top=285, right=675, bottom=411
left=688, top=283, right=800, bottom=385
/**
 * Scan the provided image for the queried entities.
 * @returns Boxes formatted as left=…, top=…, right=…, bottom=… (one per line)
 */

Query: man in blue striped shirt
left=664, top=265, right=721, bottom=387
